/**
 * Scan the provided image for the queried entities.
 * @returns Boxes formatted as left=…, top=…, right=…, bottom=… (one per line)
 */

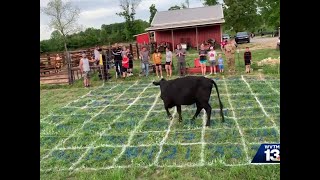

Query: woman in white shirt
left=165, top=47, right=172, bottom=77
left=208, top=46, right=217, bottom=75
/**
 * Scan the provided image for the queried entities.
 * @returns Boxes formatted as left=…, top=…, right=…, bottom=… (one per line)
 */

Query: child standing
left=122, top=54, right=129, bottom=78
left=208, top=46, right=217, bottom=75
left=218, top=54, right=224, bottom=73
left=79, top=53, right=96, bottom=87
left=152, top=48, right=163, bottom=78
left=126, top=49, right=134, bottom=76
left=244, top=47, right=252, bottom=73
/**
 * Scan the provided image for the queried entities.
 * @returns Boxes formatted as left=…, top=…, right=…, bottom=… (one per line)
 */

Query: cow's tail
left=211, top=79, right=225, bottom=122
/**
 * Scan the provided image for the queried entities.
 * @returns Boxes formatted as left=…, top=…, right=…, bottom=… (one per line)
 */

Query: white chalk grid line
left=68, top=83, right=153, bottom=170
left=222, top=76, right=250, bottom=163
left=241, top=75, right=280, bottom=134
left=40, top=83, right=118, bottom=123
left=41, top=77, right=280, bottom=172
left=41, top=81, right=139, bottom=162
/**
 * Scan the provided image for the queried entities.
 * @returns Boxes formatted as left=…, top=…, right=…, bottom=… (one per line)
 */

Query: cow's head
left=153, top=78, right=168, bottom=99
left=153, top=78, right=167, bottom=86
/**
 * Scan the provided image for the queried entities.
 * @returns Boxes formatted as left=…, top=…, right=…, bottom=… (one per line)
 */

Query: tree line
left=40, top=19, right=149, bottom=53
left=40, top=0, right=279, bottom=53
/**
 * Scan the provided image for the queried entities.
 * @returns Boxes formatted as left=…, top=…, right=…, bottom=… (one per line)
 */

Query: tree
left=49, top=30, right=64, bottom=51
left=41, top=0, right=81, bottom=84
left=223, top=0, right=261, bottom=33
left=116, top=0, right=142, bottom=41
left=185, top=0, right=190, bottom=8
left=202, top=0, right=219, bottom=6
left=257, top=0, right=280, bottom=29
left=149, top=4, right=157, bottom=25
left=40, top=19, right=150, bottom=53
left=168, top=5, right=181, bottom=11
left=181, top=3, right=187, bottom=9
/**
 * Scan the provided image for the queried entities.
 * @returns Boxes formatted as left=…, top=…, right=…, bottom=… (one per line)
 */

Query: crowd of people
left=78, top=39, right=251, bottom=87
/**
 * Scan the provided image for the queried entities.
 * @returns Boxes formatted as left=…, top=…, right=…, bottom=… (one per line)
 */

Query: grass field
left=40, top=74, right=280, bottom=179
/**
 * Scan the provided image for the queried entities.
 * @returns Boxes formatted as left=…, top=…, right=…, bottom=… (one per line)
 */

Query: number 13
left=264, top=149, right=280, bottom=161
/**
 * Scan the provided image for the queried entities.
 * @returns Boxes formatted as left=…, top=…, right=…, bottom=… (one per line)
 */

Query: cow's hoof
left=205, top=124, right=210, bottom=127
left=168, top=115, right=173, bottom=120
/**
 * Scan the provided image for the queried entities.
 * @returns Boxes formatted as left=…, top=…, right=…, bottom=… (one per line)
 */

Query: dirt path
left=237, top=37, right=278, bottom=50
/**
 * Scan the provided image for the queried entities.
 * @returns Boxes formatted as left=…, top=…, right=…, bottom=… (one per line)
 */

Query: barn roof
left=146, top=5, right=224, bottom=31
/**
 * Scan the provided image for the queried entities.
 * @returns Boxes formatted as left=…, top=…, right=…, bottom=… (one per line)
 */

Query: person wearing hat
left=223, top=39, right=237, bottom=74
left=79, top=53, right=96, bottom=87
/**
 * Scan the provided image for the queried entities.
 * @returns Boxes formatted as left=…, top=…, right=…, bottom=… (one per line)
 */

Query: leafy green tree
left=116, top=0, right=142, bottom=41
left=257, top=0, right=280, bottom=29
left=41, top=0, right=81, bottom=83
left=223, top=0, right=261, bottom=32
left=149, top=4, right=157, bottom=24
left=201, top=0, right=219, bottom=6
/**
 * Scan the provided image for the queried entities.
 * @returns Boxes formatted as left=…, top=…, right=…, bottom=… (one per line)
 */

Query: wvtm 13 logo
left=251, top=144, right=280, bottom=164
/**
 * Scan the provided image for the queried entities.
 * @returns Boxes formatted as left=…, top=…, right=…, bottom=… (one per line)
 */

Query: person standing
left=79, top=53, right=96, bottom=87
left=175, top=44, right=187, bottom=76
left=112, top=46, right=122, bottom=78
left=199, top=44, right=208, bottom=76
left=244, top=47, right=252, bottom=73
left=165, top=47, right=172, bottom=77
left=152, top=48, right=163, bottom=78
left=224, top=39, right=237, bottom=74
left=139, top=46, right=150, bottom=77
left=208, top=46, right=217, bottom=75
left=126, top=49, right=134, bottom=76
left=93, top=46, right=100, bottom=65
left=122, top=54, right=129, bottom=78
left=121, top=46, right=127, bottom=57
left=218, top=54, right=224, bottom=73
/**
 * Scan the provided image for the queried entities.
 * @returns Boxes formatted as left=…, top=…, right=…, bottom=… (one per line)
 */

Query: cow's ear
left=153, top=81, right=160, bottom=86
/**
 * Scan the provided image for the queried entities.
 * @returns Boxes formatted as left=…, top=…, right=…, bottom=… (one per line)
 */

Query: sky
left=40, top=0, right=214, bottom=41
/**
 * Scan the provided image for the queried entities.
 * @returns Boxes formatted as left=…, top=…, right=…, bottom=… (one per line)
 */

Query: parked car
left=235, top=32, right=250, bottom=44
left=222, top=34, right=230, bottom=40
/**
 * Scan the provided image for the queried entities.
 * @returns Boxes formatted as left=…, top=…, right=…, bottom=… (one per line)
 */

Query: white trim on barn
left=133, top=32, right=149, bottom=37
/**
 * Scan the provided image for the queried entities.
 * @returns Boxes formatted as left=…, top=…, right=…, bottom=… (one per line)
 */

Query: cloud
left=80, top=8, right=120, bottom=20
left=40, top=24, right=54, bottom=40
left=40, top=0, right=208, bottom=40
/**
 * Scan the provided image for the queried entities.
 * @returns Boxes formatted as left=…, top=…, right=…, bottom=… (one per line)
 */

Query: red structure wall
left=135, top=33, right=149, bottom=45
left=154, top=25, right=222, bottom=49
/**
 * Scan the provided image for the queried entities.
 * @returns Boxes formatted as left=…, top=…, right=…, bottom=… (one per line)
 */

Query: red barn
left=137, top=5, right=224, bottom=50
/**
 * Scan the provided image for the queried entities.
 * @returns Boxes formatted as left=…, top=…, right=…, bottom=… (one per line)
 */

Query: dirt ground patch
left=237, top=37, right=278, bottom=50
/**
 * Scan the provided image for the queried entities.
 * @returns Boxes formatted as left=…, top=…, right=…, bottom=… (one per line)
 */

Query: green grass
left=40, top=165, right=280, bottom=180
left=40, top=88, right=93, bottom=118
left=41, top=72, right=280, bottom=179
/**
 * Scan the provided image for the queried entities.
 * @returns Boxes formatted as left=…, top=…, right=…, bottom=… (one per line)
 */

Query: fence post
left=66, top=52, right=73, bottom=85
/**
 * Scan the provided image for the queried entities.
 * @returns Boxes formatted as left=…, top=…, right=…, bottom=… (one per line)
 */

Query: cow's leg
left=177, top=105, right=182, bottom=122
left=203, top=103, right=212, bottom=126
left=192, top=103, right=202, bottom=121
left=165, top=105, right=172, bottom=119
